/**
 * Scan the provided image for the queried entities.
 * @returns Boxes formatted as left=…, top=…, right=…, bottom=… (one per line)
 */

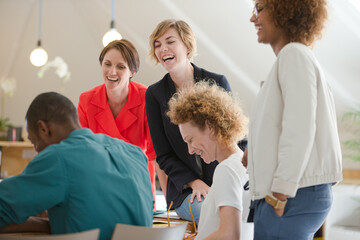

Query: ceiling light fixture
left=102, top=0, right=122, bottom=47
left=30, top=0, right=48, bottom=67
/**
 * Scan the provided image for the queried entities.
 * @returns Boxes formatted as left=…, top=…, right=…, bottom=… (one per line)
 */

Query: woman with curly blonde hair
left=246, top=0, right=342, bottom=239
left=168, top=81, right=253, bottom=240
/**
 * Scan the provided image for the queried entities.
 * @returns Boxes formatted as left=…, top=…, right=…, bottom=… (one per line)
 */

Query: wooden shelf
left=0, top=141, right=35, bottom=177
left=342, top=169, right=360, bottom=185
left=0, top=141, right=33, bottom=148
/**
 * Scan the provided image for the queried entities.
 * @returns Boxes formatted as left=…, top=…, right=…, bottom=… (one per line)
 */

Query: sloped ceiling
left=0, top=0, right=359, bottom=128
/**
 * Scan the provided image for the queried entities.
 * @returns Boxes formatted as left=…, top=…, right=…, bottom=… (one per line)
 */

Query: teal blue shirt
left=0, top=128, right=154, bottom=240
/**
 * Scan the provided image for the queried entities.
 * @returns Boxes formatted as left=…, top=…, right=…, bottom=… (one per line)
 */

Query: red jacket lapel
left=90, top=85, right=122, bottom=139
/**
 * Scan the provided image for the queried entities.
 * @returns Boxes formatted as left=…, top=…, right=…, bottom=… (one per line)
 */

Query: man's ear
left=37, top=120, right=50, bottom=137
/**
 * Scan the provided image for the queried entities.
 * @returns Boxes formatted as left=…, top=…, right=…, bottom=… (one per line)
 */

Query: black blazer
left=145, top=63, right=246, bottom=208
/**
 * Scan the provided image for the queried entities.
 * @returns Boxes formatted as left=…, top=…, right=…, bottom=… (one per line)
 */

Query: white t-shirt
left=195, top=152, right=254, bottom=240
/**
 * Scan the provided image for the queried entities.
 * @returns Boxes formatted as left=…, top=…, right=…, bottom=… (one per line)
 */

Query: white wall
left=1, top=0, right=359, bottom=168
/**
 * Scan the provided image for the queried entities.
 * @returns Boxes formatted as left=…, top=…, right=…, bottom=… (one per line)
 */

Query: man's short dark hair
left=25, top=92, right=78, bottom=131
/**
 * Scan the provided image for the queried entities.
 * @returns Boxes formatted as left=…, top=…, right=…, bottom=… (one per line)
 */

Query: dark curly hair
left=262, top=0, right=328, bottom=46
left=167, top=81, right=248, bottom=147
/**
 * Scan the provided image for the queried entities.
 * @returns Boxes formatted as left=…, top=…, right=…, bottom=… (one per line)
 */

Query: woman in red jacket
left=77, top=39, right=156, bottom=208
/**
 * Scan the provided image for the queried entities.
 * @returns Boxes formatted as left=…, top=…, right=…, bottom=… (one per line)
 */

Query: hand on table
left=0, top=216, right=50, bottom=234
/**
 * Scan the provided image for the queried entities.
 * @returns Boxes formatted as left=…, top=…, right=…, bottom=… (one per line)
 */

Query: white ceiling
left=0, top=0, right=359, bottom=127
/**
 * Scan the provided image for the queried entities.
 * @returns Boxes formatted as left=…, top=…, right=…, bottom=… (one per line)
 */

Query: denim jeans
left=175, top=193, right=203, bottom=225
left=253, top=183, right=333, bottom=240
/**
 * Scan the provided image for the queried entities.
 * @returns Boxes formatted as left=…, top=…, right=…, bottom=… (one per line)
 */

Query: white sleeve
left=271, top=46, right=317, bottom=196
left=212, top=163, right=244, bottom=212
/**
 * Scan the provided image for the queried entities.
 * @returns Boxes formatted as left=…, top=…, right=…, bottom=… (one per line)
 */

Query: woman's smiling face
left=179, top=121, right=218, bottom=164
left=250, top=0, right=289, bottom=53
left=154, top=28, right=189, bottom=73
left=101, top=48, right=133, bottom=91
left=250, top=1, right=275, bottom=44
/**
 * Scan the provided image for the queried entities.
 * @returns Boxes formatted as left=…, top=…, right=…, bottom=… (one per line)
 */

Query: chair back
left=111, top=223, right=187, bottom=240
left=0, top=228, right=100, bottom=240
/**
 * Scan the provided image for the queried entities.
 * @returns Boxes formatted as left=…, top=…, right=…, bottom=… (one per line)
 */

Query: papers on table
left=154, top=210, right=180, bottom=219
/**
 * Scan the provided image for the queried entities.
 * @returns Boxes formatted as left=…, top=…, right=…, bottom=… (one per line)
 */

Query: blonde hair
left=167, top=81, right=248, bottom=147
left=148, top=19, right=197, bottom=64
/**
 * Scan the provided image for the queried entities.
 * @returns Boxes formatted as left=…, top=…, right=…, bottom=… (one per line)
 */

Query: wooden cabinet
left=342, top=169, right=360, bottom=184
left=0, top=141, right=36, bottom=178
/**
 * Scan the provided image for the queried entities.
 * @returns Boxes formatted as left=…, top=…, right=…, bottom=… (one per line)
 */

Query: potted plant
left=0, top=117, right=14, bottom=141
left=342, top=111, right=360, bottom=162
left=0, top=77, right=16, bottom=141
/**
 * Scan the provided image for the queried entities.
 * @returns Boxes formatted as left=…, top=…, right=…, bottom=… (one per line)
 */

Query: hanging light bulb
left=30, top=40, right=48, bottom=67
left=102, top=0, right=122, bottom=47
left=30, top=0, right=48, bottom=67
left=102, top=21, right=122, bottom=47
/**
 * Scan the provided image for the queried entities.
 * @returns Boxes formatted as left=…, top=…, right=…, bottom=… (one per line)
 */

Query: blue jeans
left=253, top=183, right=333, bottom=240
left=175, top=194, right=203, bottom=225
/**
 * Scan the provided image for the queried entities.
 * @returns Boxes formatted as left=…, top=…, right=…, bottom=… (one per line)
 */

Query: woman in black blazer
left=145, top=19, right=246, bottom=224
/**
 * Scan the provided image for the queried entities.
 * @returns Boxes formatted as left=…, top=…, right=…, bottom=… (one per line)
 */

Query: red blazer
left=78, top=82, right=156, bottom=202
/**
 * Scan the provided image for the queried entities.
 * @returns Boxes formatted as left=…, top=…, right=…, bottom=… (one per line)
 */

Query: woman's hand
left=242, top=148, right=248, bottom=168
left=188, top=179, right=210, bottom=203
left=273, top=207, right=285, bottom=217
left=272, top=192, right=288, bottom=217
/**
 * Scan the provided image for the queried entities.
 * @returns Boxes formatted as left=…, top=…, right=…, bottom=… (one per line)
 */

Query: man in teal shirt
left=0, top=92, right=154, bottom=240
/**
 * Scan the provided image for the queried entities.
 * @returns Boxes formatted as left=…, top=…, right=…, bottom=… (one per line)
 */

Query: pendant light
left=102, top=0, right=122, bottom=47
left=30, top=0, right=48, bottom=67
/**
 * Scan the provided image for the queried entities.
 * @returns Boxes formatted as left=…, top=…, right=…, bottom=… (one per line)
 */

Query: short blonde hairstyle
left=148, top=19, right=197, bottom=64
left=167, top=81, right=248, bottom=147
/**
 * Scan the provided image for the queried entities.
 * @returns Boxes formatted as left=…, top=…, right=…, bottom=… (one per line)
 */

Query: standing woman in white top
left=167, top=81, right=253, bottom=240
left=245, top=0, right=343, bottom=239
